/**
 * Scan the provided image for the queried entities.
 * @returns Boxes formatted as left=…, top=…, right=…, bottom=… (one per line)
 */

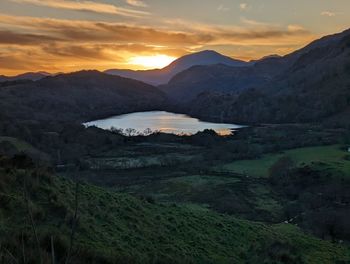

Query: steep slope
left=160, top=64, right=271, bottom=102
left=1, top=155, right=349, bottom=264
left=160, top=49, right=292, bottom=102
left=0, top=70, right=166, bottom=122
left=105, top=50, right=250, bottom=85
left=175, top=28, right=350, bottom=125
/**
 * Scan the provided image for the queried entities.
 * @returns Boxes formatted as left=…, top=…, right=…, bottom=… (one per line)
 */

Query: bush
left=269, top=156, right=295, bottom=184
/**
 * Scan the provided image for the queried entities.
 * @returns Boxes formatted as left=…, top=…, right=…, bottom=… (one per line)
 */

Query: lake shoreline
left=84, top=111, right=244, bottom=136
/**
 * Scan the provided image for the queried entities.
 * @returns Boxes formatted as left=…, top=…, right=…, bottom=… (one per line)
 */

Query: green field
left=120, top=144, right=350, bottom=222
left=217, top=145, right=350, bottom=178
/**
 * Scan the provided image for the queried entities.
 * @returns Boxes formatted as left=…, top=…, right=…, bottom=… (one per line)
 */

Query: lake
left=84, top=111, right=243, bottom=136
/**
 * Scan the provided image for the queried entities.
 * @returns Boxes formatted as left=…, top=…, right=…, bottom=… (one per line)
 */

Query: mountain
left=0, top=71, right=51, bottom=82
left=159, top=64, right=270, bottom=102
left=0, top=70, right=166, bottom=122
left=162, top=50, right=249, bottom=74
left=164, top=28, right=350, bottom=125
left=160, top=53, right=285, bottom=102
left=104, top=50, right=250, bottom=85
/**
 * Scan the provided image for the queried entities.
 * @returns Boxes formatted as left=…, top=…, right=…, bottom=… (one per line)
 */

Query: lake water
left=84, top=111, right=243, bottom=136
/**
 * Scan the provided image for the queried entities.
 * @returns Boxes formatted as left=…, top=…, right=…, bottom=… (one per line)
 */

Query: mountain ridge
left=104, top=50, right=251, bottom=85
left=0, top=70, right=167, bottom=122
left=0, top=71, right=52, bottom=82
left=172, top=28, right=350, bottom=125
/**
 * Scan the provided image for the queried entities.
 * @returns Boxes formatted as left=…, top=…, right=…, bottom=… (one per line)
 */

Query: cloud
left=0, top=14, right=213, bottom=46
left=240, top=18, right=270, bottom=27
left=10, top=0, right=149, bottom=17
left=161, top=18, right=312, bottom=46
left=0, top=14, right=316, bottom=74
left=126, top=0, right=147, bottom=8
left=0, top=14, right=312, bottom=48
left=6, top=13, right=314, bottom=46
left=0, top=53, right=35, bottom=71
left=0, top=30, right=62, bottom=45
left=321, top=11, right=335, bottom=17
left=240, top=3, right=248, bottom=11
left=217, top=5, right=230, bottom=12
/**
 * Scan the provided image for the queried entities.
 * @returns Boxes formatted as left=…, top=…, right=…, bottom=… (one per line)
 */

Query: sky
left=0, top=0, right=349, bottom=75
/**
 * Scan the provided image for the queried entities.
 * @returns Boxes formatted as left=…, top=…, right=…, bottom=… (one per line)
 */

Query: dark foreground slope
left=0, top=70, right=166, bottom=122
left=163, top=29, right=350, bottom=125
left=0, top=155, right=349, bottom=264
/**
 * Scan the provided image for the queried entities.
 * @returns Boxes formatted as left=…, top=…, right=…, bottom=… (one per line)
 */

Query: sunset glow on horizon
left=128, top=55, right=177, bottom=69
left=0, top=0, right=349, bottom=75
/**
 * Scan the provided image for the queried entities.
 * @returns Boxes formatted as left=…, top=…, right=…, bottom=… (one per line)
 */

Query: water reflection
left=84, top=111, right=243, bottom=136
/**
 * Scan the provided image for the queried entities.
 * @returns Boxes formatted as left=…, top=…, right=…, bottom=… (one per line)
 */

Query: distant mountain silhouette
left=0, top=70, right=166, bottom=122
left=104, top=50, right=250, bottom=85
left=0, top=71, right=51, bottom=82
left=172, top=28, right=350, bottom=125
left=2, top=29, right=350, bottom=126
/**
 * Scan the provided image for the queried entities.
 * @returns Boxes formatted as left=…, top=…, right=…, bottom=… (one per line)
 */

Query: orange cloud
left=10, top=0, right=149, bottom=17
left=126, top=0, right=147, bottom=8
left=0, top=30, right=62, bottom=45
left=0, top=13, right=317, bottom=75
left=0, top=14, right=314, bottom=46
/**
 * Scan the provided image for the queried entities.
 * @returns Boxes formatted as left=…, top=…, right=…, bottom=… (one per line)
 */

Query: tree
left=143, top=128, right=153, bottom=136
left=125, top=128, right=137, bottom=137
left=269, top=156, right=295, bottom=186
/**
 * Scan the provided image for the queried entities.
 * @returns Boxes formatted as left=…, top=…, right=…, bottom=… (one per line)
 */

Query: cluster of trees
left=269, top=158, right=350, bottom=242
left=110, top=127, right=159, bottom=137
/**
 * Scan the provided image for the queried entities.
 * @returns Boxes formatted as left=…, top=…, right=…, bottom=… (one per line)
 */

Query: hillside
left=0, top=70, right=166, bottom=122
left=105, top=50, right=250, bottom=85
left=163, top=29, right=350, bottom=125
left=0, top=155, right=349, bottom=264
left=160, top=64, right=270, bottom=102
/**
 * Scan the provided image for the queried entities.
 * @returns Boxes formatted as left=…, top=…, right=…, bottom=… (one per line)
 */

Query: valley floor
left=1, top=123, right=350, bottom=263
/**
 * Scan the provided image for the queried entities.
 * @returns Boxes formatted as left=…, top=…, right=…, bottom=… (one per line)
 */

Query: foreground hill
left=163, top=29, right=350, bottom=125
left=0, top=70, right=166, bottom=122
left=105, top=50, right=250, bottom=85
left=0, top=155, right=349, bottom=264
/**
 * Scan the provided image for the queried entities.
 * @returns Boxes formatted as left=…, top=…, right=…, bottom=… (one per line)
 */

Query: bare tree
left=3, top=247, right=18, bottom=264
left=51, top=236, right=55, bottom=264
left=143, top=128, right=153, bottom=136
left=65, top=166, right=80, bottom=264
left=0, top=242, right=2, bottom=263
left=125, top=128, right=136, bottom=137
left=110, top=127, right=124, bottom=135
left=23, top=175, right=42, bottom=264
left=21, top=231, right=26, bottom=264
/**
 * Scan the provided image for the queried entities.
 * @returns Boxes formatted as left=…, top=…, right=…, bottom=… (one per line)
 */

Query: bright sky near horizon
left=0, top=0, right=349, bottom=75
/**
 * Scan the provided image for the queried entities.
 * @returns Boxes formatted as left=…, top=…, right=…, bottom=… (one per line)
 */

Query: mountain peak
left=192, top=50, right=222, bottom=55
left=105, top=50, right=251, bottom=85
left=166, top=50, right=247, bottom=67
left=163, top=50, right=250, bottom=76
